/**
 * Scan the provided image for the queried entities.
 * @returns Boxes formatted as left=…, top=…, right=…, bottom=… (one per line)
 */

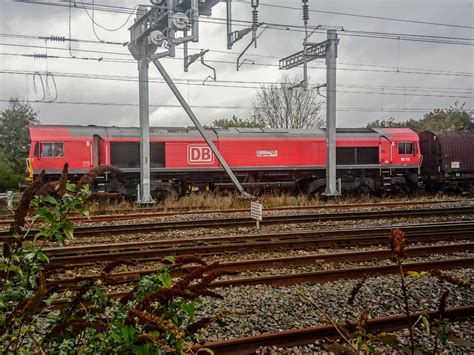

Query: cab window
left=398, top=142, right=413, bottom=155
left=33, top=142, right=40, bottom=157
left=41, top=142, right=64, bottom=157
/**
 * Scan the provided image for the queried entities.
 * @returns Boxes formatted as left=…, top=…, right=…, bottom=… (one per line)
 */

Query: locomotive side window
left=336, top=147, right=379, bottom=165
left=110, top=142, right=165, bottom=168
left=398, top=142, right=413, bottom=155
left=110, top=142, right=140, bottom=168
left=41, top=142, right=64, bottom=158
left=33, top=142, right=40, bottom=157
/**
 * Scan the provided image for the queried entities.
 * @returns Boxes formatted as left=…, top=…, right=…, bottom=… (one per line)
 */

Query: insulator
left=49, top=35, right=66, bottom=42
left=33, top=53, right=48, bottom=59
left=302, top=0, right=309, bottom=25
left=252, top=9, right=258, bottom=28
left=251, top=0, right=259, bottom=7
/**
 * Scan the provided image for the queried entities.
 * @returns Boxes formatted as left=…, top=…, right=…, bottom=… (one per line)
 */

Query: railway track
left=52, top=257, right=474, bottom=305
left=0, top=199, right=468, bottom=225
left=49, top=242, right=474, bottom=288
left=3, top=205, right=474, bottom=240
left=43, top=221, right=474, bottom=266
left=201, top=305, right=474, bottom=354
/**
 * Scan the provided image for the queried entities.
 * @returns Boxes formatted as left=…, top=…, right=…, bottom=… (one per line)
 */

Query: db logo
left=187, top=145, right=214, bottom=164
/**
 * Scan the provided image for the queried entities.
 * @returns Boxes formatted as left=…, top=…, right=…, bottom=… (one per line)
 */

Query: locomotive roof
left=29, top=124, right=416, bottom=140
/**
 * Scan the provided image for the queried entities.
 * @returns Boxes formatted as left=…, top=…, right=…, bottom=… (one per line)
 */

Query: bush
left=1, top=164, right=229, bottom=353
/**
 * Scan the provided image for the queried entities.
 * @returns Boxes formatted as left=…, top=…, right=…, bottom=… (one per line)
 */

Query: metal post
left=138, top=58, right=154, bottom=203
left=152, top=58, right=251, bottom=198
left=226, top=0, right=232, bottom=49
left=325, top=30, right=340, bottom=196
left=302, top=0, right=308, bottom=90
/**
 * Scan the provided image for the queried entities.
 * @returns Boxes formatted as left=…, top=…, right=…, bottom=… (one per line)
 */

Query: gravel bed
left=2, top=199, right=472, bottom=234
left=46, top=240, right=473, bottom=280
left=73, top=199, right=474, bottom=228
left=256, top=319, right=474, bottom=354
left=198, top=268, right=474, bottom=353
left=42, top=213, right=474, bottom=246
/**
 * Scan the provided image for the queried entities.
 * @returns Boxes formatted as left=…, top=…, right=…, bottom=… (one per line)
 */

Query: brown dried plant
left=348, top=276, right=367, bottom=305
left=10, top=170, right=45, bottom=234
left=438, top=290, right=450, bottom=316
left=389, top=228, right=407, bottom=261
left=430, top=269, right=472, bottom=288
left=37, top=163, right=69, bottom=197
left=76, top=165, right=121, bottom=190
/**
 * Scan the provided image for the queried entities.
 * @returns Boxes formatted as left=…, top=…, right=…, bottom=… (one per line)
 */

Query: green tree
left=212, top=115, right=264, bottom=128
left=0, top=98, right=39, bottom=174
left=367, top=102, right=473, bottom=132
left=0, top=151, right=22, bottom=191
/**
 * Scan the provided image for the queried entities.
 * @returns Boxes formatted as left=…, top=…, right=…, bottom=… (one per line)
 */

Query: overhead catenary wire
left=1, top=67, right=472, bottom=93
left=11, top=1, right=474, bottom=46
left=0, top=48, right=472, bottom=78
left=1, top=36, right=472, bottom=78
left=78, top=0, right=138, bottom=32
left=1, top=68, right=473, bottom=100
left=2, top=98, right=472, bottom=114
left=15, top=0, right=474, bottom=31
left=234, top=0, right=474, bottom=30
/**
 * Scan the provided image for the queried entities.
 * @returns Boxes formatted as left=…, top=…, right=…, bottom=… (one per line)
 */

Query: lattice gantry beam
left=279, top=40, right=329, bottom=70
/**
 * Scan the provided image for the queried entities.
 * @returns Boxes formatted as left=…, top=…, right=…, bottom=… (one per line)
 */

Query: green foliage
left=0, top=98, right=39, bottom=174
left=0, top=151, right=23, bottom=192
left=212, top=115, right=264, bottom=128
left=1, top=169, right=225, bottom=354
left=367, top=102, right=473, bottom=132
left=31, top=184, right=89, bottom=244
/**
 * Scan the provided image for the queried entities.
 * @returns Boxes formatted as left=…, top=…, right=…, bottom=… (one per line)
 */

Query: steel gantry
left=128, top=0, right=250, bottom=203
left=279, top=0, right=343, bottom=197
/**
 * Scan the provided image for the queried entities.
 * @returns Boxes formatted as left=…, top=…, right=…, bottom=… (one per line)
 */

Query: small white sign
left=451, top=161, right=460, bottom=169
left=256, top=150, right=278, bottom=157
left=250, top=201, right=263, bottom=221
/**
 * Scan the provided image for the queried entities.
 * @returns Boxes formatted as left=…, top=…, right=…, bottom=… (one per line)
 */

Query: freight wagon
left=419, top=130, right=474, bottom=193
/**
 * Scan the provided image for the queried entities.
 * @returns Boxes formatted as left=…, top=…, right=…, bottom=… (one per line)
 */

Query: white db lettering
left=188, top=145, right=214, bottom=164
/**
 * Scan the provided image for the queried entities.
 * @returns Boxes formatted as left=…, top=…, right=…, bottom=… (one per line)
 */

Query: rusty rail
left=49, top=242, right=474, bottom=288
left=201, top=305, right=474, bottom=354
left=52, top=257, right=474, bottom=305
left=2, top=205, right=474, bottom=240
left=44, top=221, right=474, bottom=266
left=0, top=199, right=468, bottom=226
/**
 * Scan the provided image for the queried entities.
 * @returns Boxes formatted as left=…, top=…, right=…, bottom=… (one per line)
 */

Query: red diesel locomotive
left=28, top=125, right=421, bottom=198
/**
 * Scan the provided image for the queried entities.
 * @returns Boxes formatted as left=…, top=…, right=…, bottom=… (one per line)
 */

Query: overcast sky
left=0, top=0, right=472, bottom=128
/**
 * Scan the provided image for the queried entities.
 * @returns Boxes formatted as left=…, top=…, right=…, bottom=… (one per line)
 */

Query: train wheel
left=152, top=186, right=178, bottom=202
left=357, top=184, right=370, bottom=197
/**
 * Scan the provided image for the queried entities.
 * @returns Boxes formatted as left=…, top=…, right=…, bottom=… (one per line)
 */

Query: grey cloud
left=0, top=0, right=472, bottom=128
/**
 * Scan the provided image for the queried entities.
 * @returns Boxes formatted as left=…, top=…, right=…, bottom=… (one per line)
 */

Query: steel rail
left=210, top=257, right=474, bottom=287
left=48, top=242, right=474, bottom=287
left=201, top=305, right=474, bottom=354
left=52, top=258, right=474, bottom=305
left=2, top=206, right=474, bottom=240
left=44, top=221, right=474, bottom=266
left=0, top=199, right=468, bottom=226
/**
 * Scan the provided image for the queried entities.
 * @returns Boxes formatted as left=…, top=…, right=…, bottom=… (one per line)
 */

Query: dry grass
left=86, top=191, right=462, bottom=214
